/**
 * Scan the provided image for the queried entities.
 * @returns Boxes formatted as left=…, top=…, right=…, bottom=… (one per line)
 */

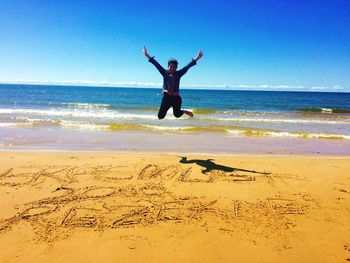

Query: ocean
left=1, top=84, right=350, bottom=153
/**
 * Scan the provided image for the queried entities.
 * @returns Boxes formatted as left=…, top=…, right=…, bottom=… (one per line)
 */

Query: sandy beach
left=0, top=151, right=349, bottom=262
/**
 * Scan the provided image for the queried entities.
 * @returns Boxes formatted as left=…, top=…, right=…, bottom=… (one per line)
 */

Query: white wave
left=227, top=129, right=350, bottom=140
left=307, top=133, right=350, bottom=140
left=0, top=108, right=157, bottom=120
left=60, top=120, right=109, bottom=130
left=61, top=102, right=112, bottom=108
left=143, top=125, right=190, bottom=131
left=321, top=108, right=333, bottom=113
left=0, top=122, right=32, bottom=127
left=60, top=121, right=186, bottom=132
left=226, top=130, right=242, bottom=136
left=0, top=123, right=18, bottom=127
left=210, top=117, right=350, bottom=125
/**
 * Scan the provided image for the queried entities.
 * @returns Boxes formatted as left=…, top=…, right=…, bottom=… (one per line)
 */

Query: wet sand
left=2, top=127, right=350, bottom=155
left=0, top=151, right=349, bottom=262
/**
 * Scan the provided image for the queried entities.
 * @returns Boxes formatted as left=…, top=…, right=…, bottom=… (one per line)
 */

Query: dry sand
left=0, top=151, right=349, bottom=262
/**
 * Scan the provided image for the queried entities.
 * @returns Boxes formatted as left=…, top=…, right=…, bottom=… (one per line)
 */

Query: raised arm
left=178, top=50, right=204, bottom=77
left=142, top=46, right=166, bottom=76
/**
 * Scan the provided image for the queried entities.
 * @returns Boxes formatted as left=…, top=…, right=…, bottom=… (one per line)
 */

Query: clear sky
left=0, top=0, right=349, bottom=92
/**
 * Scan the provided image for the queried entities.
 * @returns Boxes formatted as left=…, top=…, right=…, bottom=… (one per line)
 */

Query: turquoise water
left=1, top=84, right=350, bottom=140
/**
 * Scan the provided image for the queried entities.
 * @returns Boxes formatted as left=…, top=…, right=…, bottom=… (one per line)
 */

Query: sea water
left=1, top=84, right=350, bottom=153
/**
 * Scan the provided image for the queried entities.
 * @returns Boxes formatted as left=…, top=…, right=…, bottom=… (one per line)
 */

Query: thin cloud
left=0, top=79, right=162, bottom=88
left=187, top=84, right=346, bottom=92
left=0, top=79, right=347, bottom=92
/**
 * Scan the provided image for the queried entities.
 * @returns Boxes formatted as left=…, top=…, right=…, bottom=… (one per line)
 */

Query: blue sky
left=0, top=0, right=349, bottom=92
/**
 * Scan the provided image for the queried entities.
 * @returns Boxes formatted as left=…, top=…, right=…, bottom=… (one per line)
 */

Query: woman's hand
left=195, top=50, right=204, bottom=62
left=143, top=46, right=151, bottom=60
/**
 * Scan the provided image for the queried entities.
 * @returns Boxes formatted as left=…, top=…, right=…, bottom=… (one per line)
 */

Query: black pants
left=158, top=93, right=184, bottom=119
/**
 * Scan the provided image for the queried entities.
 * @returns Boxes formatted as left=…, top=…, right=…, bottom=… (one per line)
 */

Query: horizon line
left=0, top=80, right=348, bottom=93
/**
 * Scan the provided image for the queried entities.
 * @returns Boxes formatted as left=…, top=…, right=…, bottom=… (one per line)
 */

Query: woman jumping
left=142, top=46, right=203, bottom=119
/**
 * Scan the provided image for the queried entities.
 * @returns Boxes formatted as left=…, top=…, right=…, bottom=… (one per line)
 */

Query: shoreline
left=2, top=128, right=350, bottom=155
left=1, top=148, right=350, bottom=158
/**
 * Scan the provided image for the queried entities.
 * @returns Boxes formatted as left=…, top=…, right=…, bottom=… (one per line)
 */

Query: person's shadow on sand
left=179, top=156, right=270, bottom=175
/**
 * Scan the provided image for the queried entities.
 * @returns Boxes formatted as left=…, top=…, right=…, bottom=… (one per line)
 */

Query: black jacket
left=149, top=57, right=196, bottom=94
